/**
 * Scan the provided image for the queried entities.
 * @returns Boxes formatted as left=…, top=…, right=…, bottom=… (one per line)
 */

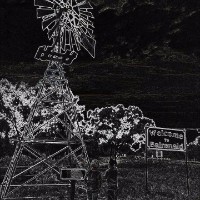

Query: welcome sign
left=147, top=127, right=186, bottom=152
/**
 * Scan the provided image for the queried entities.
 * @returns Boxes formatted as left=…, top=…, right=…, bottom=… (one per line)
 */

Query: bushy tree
left=0, top=79, right=36, bottom=139
left=0, top=79, right=86, bottom=139
left=85, top=104, right=155, bottom=157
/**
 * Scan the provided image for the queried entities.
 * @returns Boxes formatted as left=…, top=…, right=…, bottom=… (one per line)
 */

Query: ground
left=1, top=156, right=200, bottom=199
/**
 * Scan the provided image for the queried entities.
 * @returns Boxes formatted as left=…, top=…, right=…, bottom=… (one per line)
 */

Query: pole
left=70, top=180, right=76, bottom=200
left=69, top=149, right=76, bottom=200
left=185, top=145, right=189, bottom=196
left=145, top=128, right=148, bottom=194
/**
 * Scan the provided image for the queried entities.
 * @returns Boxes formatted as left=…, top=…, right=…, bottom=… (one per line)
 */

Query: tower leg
left=0, top=142, right=23, bottom=199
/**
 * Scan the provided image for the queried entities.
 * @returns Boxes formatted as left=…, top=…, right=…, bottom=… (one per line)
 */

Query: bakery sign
left=146, top=127, right=186, bottom=152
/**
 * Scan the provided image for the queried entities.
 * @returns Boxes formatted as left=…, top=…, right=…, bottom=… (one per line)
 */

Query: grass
left=1, top=156, right=200, bottom=199
left=115, top=157, right=200, bottom=200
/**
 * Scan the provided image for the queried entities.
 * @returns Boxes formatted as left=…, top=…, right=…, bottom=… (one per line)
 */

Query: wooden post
left=185, top=145, right=189, bottom=196
left=69, top=147, right=76, bottom=200
left=70, top=180, right=76, bottom=200
left=184, top=129, right=189, bottom=197
left=145, top=128, right=148, bottom=194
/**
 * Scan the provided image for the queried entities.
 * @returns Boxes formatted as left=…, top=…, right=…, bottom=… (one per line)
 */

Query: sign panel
left=60, top=168, right=86, bottom=181
left=146, top=127, right=186, bottom=152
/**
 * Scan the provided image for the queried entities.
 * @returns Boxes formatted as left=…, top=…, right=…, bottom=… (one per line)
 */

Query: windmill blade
left=61, top=28, right=67, bottom=51
left=79, top=2, right=93, bottom=9
left=80, top=17, right=94, bottom=28
left=79, top=21, right=94, bottom=36
left=74, top=0, right=86, bottom=8
left=65, top=30, right=71, bottom=51
left=79, top=32, right=96, bottom=58
left=37, top=8, right=55, bottom=18
left=72, top=30, right=81, bottom=51
left=42, top=15, right=57, bottom=30
left=48, top=20, right=59, bottom=39
left=80, top=10, right=94, bottom=18
left=34, top=0, right=54, bottom=8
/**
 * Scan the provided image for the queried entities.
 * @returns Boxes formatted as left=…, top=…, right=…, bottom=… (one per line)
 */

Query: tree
left=188, top=136, right=200, bottom=161
left=0, top=118, right=12, bottom=157
left=85, top=104, right=155, bottom=158
left=194, top=136, right=200, bottom=145
left=0, top=79, right=36, bottom=139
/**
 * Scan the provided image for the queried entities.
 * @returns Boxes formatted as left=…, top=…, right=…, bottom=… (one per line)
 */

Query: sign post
left=145, top=127, right=188, bottom=195
left=145, top=128, right=148, bottom=194
left=185, top=132, right=189, bottom=196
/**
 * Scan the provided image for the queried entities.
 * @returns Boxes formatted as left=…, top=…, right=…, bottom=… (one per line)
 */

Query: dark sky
left=1, top=0, right=200, bottom=61
left=1, top=0, right=200, bottom=131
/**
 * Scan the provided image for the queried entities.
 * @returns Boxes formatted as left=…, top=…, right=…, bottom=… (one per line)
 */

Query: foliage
left=0, top=79, right=85, bottom=140
left=194, top=136, right=200, bottom=145
left=0, top=79, right=36, bottom=139
left=0, top=154, right=36, bottom=167
left=0, top=80, right=155, bottom=157
left=85, top=104, right=155, bottom=156
left=28, top=154, right=59, bottom=184
left=188, top=143, right=200, bottom=161
left=0, top=155, right=12, bottom=166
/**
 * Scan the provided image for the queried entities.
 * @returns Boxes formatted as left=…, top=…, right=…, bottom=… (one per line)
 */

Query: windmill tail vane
left=34, top=0, right=96, bottom=65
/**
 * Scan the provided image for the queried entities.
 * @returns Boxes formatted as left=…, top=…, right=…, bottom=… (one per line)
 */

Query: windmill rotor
left=34, top=0, right=96, bottom=65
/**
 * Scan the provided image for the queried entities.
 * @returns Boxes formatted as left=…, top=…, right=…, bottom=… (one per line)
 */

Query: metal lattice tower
left=0, top=0, right=95, bottom=199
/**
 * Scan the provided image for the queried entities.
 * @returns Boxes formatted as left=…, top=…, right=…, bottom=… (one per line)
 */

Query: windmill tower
left=0, top=0, right=96, bottom=199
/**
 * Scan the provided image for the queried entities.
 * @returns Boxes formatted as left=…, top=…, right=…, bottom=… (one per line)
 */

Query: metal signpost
left=145, top=127, right=189, bottom=195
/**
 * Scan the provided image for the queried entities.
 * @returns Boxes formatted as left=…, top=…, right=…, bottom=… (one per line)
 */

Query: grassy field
left=1, top=156, right=200, bottom=199
left=114, top=157, right=200, bottom=200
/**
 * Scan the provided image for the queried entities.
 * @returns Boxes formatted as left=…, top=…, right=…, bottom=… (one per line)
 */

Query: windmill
left=0, top=0, right=96, bottom=199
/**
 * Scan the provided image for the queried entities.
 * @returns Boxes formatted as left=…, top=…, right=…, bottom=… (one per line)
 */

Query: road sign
left=146, top=127, right=186, bottom=152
